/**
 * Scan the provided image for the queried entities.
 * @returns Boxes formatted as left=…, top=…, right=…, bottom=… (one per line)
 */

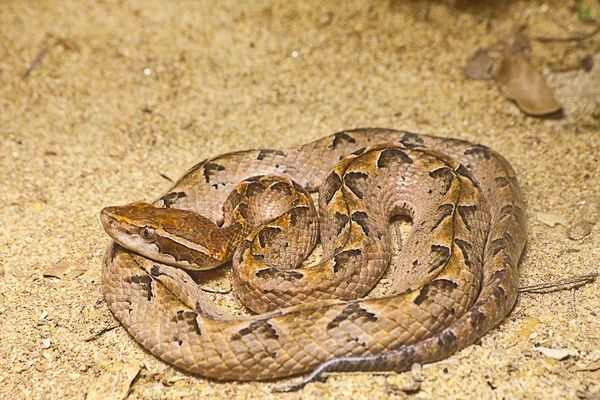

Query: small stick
left=84, top=324, right=118, bottom=342
left=518, top=273, right=598, bottom=293
left=158, top=172, right=174, bottom=182
left=534, top=25, right=599, bottom=43
left=201, top=285, right=232, bottom=294
left=23, top=47, right=49, bottom=78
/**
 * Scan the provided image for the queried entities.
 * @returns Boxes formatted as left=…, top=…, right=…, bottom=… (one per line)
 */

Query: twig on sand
left=23, top=47, right=49, bottom=78
left=518, top=273, right=599, bottom=293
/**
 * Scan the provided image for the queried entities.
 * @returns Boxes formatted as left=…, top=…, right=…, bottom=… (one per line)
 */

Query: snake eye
left=140, top=226, right=156, bottom=240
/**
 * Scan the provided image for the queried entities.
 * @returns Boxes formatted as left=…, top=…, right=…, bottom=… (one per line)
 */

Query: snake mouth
left=100, top=207, right=134, bottom=237
left=100, top=207, right=117, bottom=231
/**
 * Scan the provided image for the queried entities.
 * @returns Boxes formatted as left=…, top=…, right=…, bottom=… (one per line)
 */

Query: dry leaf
left=567, top=220, right=592, bottom=240
left=569, top=361, right=600, bottom=372
left=537, top=347, right=578, bottom=360
left=502, top=33, right=531, bottom=61
left=496, top=54, right=562, bottom=116
left=59, top=38, right=81, bottom=52
left=42, top=261, right=72, bottom=278
left=87, top=363, right=140, bottom=400
left=464, top=49, right=498, bottom=80
left=66, top=268, right=86, bottom=279
left=536, top=212, right=567, bottom=227
left=42, top=260, right=85, bottom=279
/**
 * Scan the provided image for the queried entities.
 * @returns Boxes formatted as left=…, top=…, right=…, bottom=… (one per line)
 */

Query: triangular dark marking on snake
left=236, top=239, right=252, bottom=264
left=431, top=203, right=455, bottom=232
left=429, top=244, right=451, bottom=272
left=332, top=248, right=362, bottom=268
left=493, top=269, right=507, bottom=280
left=457, top=204, right=476, bottom=231
left=455, top=164, right=474, bottom=181
left=454, top=238, right=473, bottom=266
left=495, top=176, right=511, bottom=188
left=464, top=146, right=492, bottom=160
left=203, top=162, right=226, bottom=183
left=289, top=180, right=304, bottom=193
left=351, top=211, right=369, bottom=236
left=245, top=181, right=267, bottom=198
left=161, top=191, right=187, bottom=207
left=399, top=132, right=425, bottom=148
left=491, top=238, right=506, bottom=257
left=236, top=202, right=250, bottom=219
left=329, top=132, right=357, bottom=149
left=344, top=171, right=368, bottom=200
left=256, top=149, right=285, bottom=160
left=258, top=226, right=282, bottom=248
left=255, top=268, right=304, bottom=280
left=226, top=189, right=242, bottom=208
left=130, top=274, right=154, bottom=301
left=327, top=303, right=378, bottom=330
left=429, top=167, right=455, bottom=195
left=437, top=330, right=457, bottom=346
left=493, top=285, right=506, bottom=299
left=469, top=310, right=487, bottom=327
left=181, top=310, right=202, bottom=336
left=499, top=204, right=513, bottom=220
left=289, top=205, right=310, bottom=225
left=334, top=211, right=350, bottom=227
left=231, top=319, right=279, bottom=341
left=322, top=171, right=343, bottom=204
left=270, top=181, right=293, bottom=196
left=376, top=147, right=413, bottom=169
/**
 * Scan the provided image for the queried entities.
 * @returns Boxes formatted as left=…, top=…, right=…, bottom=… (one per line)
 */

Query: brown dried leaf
left=42, top=261, right=72, bottom=278
left=536, top=212, right=567, bottom=227
left=59, top=38, right=81, bottom=52
left=569, top=361, right=600, bottom=372
left=87, top=363, right=140, bottom=400
left=464, top=49, right=498, bottom=80
left=502, top=33, right=531, bottom=61
left=42, top=260, right=85, bottom=279
left=67, top=268, right=87, bottom=279
left=567, top=220, right=592, bottom=240
left=496, top=54, right=562, bottom=116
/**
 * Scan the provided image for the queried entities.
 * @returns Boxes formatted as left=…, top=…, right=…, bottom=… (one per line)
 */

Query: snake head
left=100, top=201, right=231, bottom=270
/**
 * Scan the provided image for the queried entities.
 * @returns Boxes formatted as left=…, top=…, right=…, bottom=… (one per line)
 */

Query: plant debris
left=567, top=220, right=593, bottom=240
left=536, top=212, right=567, bottom=227
left=502, top=33, right=531, bottom=61
left=87, top=363, right=141, bottom=400
left=537, top=347, right=578, bottom=360
left=496, top=54, right=562, bottom=116
left=519, top=273, right=599, bottom=293
left=464, top=49, right=498, bottom=80
left=42, top=260, right=86, bottom=279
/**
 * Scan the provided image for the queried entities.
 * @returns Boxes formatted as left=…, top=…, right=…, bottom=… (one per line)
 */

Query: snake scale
left=101, top=128, right=526, bottom=390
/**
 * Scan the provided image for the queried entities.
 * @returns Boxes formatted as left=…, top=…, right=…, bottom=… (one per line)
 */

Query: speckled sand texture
left=1, top=1, right=599, bottom=399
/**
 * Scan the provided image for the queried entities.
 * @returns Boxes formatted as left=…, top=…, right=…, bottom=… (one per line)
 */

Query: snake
left=101, top=128, right=526, bottom=390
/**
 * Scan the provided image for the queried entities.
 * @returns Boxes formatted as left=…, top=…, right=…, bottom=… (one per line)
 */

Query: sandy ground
left=1, top=0, right=599, bottom=399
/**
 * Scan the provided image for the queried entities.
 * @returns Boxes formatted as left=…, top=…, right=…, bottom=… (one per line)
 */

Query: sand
left=1, top=0, right=599, bottom=399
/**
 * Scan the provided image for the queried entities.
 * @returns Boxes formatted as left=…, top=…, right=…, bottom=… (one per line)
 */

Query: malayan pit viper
left=101, top=128, right=526, bottom=390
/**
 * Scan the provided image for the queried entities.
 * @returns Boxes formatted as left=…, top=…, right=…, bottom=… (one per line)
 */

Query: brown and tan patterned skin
left=101, top=128, right=526, bottom=390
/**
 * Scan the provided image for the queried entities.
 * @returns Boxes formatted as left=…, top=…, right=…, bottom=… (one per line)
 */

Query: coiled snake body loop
left=101, top=129, right=526, bottom=389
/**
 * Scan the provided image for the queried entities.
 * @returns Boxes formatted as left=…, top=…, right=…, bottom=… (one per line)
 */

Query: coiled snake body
left=101, top=129, right=526, bottom=389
